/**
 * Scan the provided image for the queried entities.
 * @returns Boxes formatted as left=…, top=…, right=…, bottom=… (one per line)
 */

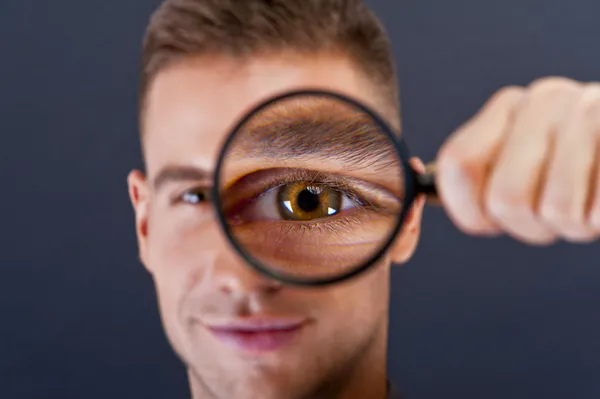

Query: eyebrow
left=152, top=165, right=212, bottom=191
left=229, top=104, right=402, bottom=172
left=153, top=101, right=402, bottom=192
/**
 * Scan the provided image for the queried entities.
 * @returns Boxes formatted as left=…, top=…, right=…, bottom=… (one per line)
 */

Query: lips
left=206, top=317, right=306, bottom=352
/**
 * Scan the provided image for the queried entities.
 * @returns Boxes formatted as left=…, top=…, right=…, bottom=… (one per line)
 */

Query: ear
left=127, top=170, right=152, bottom=273
left=389, top=158, right=427, bottom=264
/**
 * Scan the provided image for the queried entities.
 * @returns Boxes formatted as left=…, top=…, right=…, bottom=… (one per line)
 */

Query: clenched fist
left=436, top=77, right=600, bottom=245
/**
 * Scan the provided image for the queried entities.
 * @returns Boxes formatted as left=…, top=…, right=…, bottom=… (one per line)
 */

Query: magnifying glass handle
left=415, top=162, right=441, bottom=206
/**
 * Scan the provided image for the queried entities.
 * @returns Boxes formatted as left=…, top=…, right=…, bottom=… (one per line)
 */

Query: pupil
left=184, top=191, right=206, bottom=204
left=297, top=189, right=320, bottom=212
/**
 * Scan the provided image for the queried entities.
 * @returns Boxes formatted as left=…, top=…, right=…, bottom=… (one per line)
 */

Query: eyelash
left=269, top=208, right=369, bottom=234
left=173, top=186, right=367, bottom=239
left=226, top=170, right=391, bottom=232
left=172, top=169, right=397, bottom=236
left=175, top=187, right=212, bottom=206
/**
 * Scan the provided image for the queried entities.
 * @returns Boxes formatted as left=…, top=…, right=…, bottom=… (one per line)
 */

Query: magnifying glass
left=213, top=90, right=438, bottom=286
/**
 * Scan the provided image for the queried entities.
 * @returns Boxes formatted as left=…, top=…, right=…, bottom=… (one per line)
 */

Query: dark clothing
left=387, top=382, right=403, bottom=399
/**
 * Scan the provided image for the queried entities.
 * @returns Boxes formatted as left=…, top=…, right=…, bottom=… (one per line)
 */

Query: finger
left=410, top=157, right=426, bottom=174
left=485, top=77, right=581, bottom=245
left=406, top=157, right=426, bottom=226
left=587, top=138, right=600, bottom=232
left=538, top=84, right=600, bottom=242
left=436, top=86, right=525, bottom=235
left=582, top=85, right=600, bottom=234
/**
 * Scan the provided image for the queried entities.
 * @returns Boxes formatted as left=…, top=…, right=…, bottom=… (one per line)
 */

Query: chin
left=229, top=381, right=288, bottom=399
left=187, top=358, right=301, bottom=399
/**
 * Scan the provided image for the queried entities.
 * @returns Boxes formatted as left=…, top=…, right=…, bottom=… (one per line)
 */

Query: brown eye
left=277, top=183, right=343, bottom=221
left=182, top=188, right=211, bottom=204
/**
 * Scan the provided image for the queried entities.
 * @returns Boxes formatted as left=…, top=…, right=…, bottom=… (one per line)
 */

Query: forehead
left=142, top=53, right=384, bottom=179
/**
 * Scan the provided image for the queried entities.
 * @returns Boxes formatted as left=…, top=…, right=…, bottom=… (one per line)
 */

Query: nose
left=213, top=255, right=282, bottom=297
left=202, top=229, right=283, bottom=297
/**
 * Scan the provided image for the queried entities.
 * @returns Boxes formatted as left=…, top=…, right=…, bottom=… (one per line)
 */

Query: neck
left=313, top=340, right=388, bottom=399
left=317, top=320, right=388, bottom=399
left=189, top=363, right=388, bottom=399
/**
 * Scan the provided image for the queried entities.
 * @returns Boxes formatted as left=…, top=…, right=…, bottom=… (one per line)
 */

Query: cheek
left=146, top=205, right=216, bottom=270
left=314, top=260, right=391, bottom=332
left=145, top=207, right=218, bottom=311
left=348, top=261, right=390, bottom=312
left=144, top=208, right=223, bottom=350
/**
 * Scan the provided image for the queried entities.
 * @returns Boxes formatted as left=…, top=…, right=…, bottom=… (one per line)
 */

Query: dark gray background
left=1, top=0, right=599, bottom=398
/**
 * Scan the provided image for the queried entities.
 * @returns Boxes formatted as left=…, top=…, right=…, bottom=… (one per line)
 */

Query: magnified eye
left=221, top=168, right=401, bottom=227
left=251, top=182, right=358, bottom=222
left=213, top=91, right=408, bottom=283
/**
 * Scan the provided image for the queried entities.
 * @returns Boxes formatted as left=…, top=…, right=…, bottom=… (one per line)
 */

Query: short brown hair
left=139, top=0, right=399, bottom=127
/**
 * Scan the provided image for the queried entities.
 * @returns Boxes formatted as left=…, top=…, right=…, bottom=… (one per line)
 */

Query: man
left=127, top=0, right=600, bottom=398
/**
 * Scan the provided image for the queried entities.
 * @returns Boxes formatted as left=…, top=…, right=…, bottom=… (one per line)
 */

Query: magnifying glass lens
left=215, top=92, right=409, bottom=284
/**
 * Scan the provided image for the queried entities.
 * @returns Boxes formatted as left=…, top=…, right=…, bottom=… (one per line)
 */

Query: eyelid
left=170, top=185, right=213, bottom=205
left=222, top=168, right=400, bottom=216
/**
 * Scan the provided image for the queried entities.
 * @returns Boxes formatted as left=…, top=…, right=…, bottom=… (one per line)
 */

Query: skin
left=128, top=50, right=600, bottom=398
left=128, top=52, right=425, bottom=399
left=436, top=77, right=600, bottom=244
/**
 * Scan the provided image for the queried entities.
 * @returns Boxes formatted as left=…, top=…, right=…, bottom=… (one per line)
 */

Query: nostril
left=220, top=285, right=233, bottom=295
left=218, top=278, right=281, bottom=296
left=264, top=284, right=281, bottom=295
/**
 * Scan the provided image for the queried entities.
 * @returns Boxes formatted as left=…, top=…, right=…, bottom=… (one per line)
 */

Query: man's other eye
left=180, top=188, right=211, bottom=205
left=242, top=182, right=359, bottom=222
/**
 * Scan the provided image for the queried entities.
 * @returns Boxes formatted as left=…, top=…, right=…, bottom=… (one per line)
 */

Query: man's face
left=128, top=53, right=424, bottom=399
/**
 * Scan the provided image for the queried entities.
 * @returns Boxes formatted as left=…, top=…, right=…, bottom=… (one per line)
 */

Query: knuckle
left=438, top=144, right=484, bottom=183
left=581, top=81, right=600, bottom=94
left=451, top=213, right=500, bottom=236
left=487, top=85, right=525, bottom=107
left=437, top=142, right=459, bottom=163
left=538, top=200, right=579, bottom=226
left=539, top=200, right=595, bottom=242
left=484, top=187, right=531, bottom=221
left=438, top=140, right=465, bottom=166
left=527, top=236, right=558, bottom=246
left=507, top=226, right=557, bottom=246
left=583, top=100, right=600, bottom=121
left=589, top=208, right=600, bottom=231
left=449, top=213, right=491, bottom=237
left=576, top=85, right=600, bottom=120
left=584, top=82, right=600, bottom=92
left=562, top=231, right=597, bottom=244
left=459, top=223, right=493, bottom=236
left=528, top=76, right=580, bottom=96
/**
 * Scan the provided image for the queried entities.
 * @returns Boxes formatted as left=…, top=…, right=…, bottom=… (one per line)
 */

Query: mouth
left=205, top=317, right=306, bottom=352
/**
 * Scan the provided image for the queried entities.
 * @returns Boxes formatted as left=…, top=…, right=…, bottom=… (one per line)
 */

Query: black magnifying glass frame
left=212, top=89, right=436, bottom=287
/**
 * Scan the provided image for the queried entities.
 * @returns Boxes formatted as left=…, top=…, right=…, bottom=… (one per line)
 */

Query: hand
left=436, top=77, right=600, bottom=245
